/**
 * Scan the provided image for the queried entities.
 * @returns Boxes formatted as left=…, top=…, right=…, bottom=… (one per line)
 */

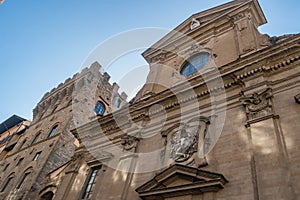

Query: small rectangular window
left=16, top=158, right=24, bottom=166
left=33, top=152, right=41, bottom=161
left=81, top=166, right=102, bottom=199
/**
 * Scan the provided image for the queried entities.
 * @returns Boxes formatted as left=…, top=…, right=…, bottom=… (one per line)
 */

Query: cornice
left=75, top=35, right=300, bottom=136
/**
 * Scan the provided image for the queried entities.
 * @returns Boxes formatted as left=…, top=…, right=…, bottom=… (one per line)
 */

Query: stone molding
left=135, top=164, right=227, bottom=200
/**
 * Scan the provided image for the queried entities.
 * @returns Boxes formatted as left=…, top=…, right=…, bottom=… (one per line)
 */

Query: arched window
left=47, top=125, right=58, bottom=138
left=16, top=172, right=30, bottom=189
left=94, top=101, right=105, bottom=115
left=180, top=52, right=210, bottom=76
left=18, top=139, right=27, bottom=150
left=51, top=105, right=58, bottom=114
left=31, top=132, right=41, bottom=145
left=40, top=191, right=54, bottom=200
left=1, top=173, right=15, bottom=193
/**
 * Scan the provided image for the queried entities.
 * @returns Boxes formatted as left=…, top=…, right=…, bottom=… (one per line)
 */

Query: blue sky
left=0, top=0, right=299, bottom=122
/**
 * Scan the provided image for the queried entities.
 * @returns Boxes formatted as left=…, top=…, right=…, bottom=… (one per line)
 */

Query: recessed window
left=1, top=177, right=13, bottom=192
left=16, top=158, right=24, bottom=166
left=16, top=172, right=30, bottom=189
left=51, top=105, right=58, bottom=114
left=3, top=164, right=9, bottom=172
left=94, top=101, right=105, bottom=115
left=31, top=132, right=41, bottom=145
left=81, top=166, right=102, bottom=199
left=33, top=151, right=41, bottom=161
left=47, top=125, right=58, bottom=138
left=115, top=99, right=121, bottom=108
left=180, top=52, right=210, bottom=76
left=18, top=139, right=27, bottom=150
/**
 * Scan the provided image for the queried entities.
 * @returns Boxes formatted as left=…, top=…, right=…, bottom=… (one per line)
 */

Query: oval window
left=180, top=52, right=210, bottom=76
left=94, top=101, right=106, bottom=115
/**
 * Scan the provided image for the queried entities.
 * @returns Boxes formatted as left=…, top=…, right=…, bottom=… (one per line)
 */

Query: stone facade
left=1, top=0, right=300, bottom=200
left=44, top=0, right=300, bottom=200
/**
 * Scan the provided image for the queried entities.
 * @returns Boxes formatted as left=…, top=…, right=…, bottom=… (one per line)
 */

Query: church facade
left=0, top=0, right=299, bottom=200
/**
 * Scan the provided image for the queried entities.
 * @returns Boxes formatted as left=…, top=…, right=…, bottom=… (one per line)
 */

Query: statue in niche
left=170, top=124, right=198, bottom=162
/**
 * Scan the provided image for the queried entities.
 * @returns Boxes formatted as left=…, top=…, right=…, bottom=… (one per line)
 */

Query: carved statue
left=170, top=124, right=198, bottom=162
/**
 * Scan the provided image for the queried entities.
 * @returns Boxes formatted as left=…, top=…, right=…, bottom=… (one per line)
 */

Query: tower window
left=94, top=101, right=105, bottom=115
left=81, top=166, right=101, bottom=199
left=1, top=177, right=13, bottom=192
left=16, top=158, right=24, bottom=166
left=47, top=125, right=58, bottom=138
left=31, top=132, right=41, bottom=145
left=33, top=151, right=41, bottom=161
left=3, top=163, right=9, bottom=172
left=180, top=52, right=210, bottom=76
left=18, top=139, right=27, bottom=150
left=115, top=99, right=121, bottom=108
left=16, top=172, right=30, bottom=189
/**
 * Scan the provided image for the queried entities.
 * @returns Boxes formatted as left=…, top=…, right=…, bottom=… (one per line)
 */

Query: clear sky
left=0, top=0, right=299, bottom=122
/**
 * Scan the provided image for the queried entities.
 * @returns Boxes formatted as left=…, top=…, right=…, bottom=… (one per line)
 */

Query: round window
left=180, top=52, right=210, bottom=76
left=94, top=101, right=106, bottom=115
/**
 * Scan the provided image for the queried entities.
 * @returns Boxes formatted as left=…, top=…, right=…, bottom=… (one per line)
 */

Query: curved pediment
left=136, top=164, right=228, bottom=199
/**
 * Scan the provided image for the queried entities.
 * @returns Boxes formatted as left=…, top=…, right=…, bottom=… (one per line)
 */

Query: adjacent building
left=0, top=63, right=127, bottom=200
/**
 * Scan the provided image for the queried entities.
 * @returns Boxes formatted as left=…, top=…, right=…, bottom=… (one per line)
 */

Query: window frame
left=33, top=151, right=42, bottom=161
left=31, top=132, right=41, bottom=145
left=16, top=172, right=30, bottom=189
left=94, top=101, right=106, bottom=115
left=81, top=166, right=102, bottom=199
left=1, top=176, right=13, bottom=193
left=180, top=52, right=210, bottom=77
left=16, top=157, right=24, bottom=167
left=47, top=125, right=58, bottom=138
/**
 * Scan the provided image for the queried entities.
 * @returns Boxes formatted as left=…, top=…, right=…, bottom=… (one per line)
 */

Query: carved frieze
left=233, top=12, right=246, bottom=21
left=181, top=44, right=205, bottom=57
left=240, top=88, right=274, bottom=123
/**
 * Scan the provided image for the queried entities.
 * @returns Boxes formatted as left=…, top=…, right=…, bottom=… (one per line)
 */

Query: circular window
left=180, top=52, right=210, bottom=76
left=94, top=101, right=106, bottom=115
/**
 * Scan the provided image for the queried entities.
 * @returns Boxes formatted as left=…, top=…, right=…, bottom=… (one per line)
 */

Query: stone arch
left=39, top=185, right=57, bottom=200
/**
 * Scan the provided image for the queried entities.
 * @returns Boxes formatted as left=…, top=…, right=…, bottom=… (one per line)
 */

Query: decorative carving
left=170, top=124, right=198, bottom=162
left=233, top=12, right=245, bottom=21
left=190, top=18, right=200, bottom=30
left=295, top=93, right=300, bottom=104
left=240, top=88, right=273, bottom=121
left=121, top=135, right=139, bottom=151
left=151, top=52, right=167, bottom=63
left=182, top=44, right=205, bottom=57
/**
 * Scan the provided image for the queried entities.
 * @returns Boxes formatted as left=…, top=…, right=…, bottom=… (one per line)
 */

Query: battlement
left=32, top=62, right=127, bottom=121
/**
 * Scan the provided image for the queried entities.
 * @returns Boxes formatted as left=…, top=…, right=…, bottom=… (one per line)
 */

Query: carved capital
left=240, top=88, right=274, bottom=122
left=121, top=135, right=139, bottom=151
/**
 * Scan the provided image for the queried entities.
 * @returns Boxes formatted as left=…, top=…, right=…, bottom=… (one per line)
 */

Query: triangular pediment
left=142, top=0, right=266, bottom=62
left=136, top=164, right=228, bottom=199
